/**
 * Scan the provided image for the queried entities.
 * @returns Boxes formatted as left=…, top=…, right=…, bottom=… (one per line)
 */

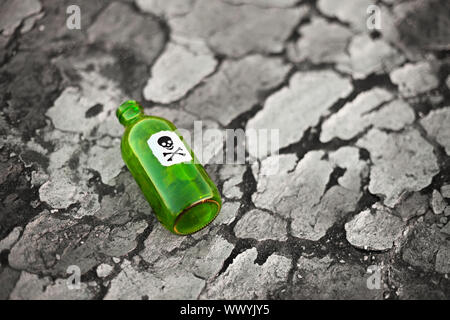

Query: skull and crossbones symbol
left=157, top=136, right=185, bottom=161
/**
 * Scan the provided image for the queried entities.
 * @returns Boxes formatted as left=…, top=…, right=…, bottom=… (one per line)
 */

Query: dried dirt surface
left=0, top=0, right=449, bottom=300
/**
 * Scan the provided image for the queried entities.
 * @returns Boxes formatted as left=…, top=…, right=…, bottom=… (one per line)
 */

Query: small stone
left=0, top=226, right=23, bottom=252
left=445, top=207, right=450, bottom=217
left=390, top=61, right=439, bottom=98
left=420, top=107, right=450, bottom=156
left=219, top=165, right=246, bottom=199
left=30, top=199, right=40, bottom=208
left=288, top=17, right=352, bottom=64
left=321, top=88, right=414, bottom=142
left=112, top=257, right=121, bottom=264
left=247, top=70, right=353, bottom=158
left=329, top=146, right=368, bottom=191
left=234, top=209, right=287, bottom=241
left=182, top=55, right=290, bottom=126
left=337, top=34, right=405, bottom=79
left=143, top=39, right=217, bottom=103
left=222, top=180, right=242, bottom=199
left=317, top=0, right=373, bottom=31
left=394, top=192, right=429, bottom=221
left=96, top=264, right=114, bottom=278
left=345, top=204, right=406, bottom=251
left=356, top=128, right=439, bottom=207
left=431, top=190, right=446, bottom=215
left=212, top=201, right=240, bottom=226
left=441, top=185, right=450, bottom=198
left=435, top=246, right=450, bottom=274
left=441, top=222, right=450, bottom=235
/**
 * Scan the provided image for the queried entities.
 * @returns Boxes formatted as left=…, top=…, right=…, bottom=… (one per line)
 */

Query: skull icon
left=148, top=131, right=192, bottom=166
left=157, top=136, right=174, bottom=150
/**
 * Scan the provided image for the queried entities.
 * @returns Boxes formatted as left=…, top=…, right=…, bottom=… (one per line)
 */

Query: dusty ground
left=0, top=0, right=449, bottom=300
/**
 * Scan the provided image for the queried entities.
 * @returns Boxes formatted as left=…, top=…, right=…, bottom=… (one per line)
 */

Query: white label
left=147, top=131, right=192, bottom=166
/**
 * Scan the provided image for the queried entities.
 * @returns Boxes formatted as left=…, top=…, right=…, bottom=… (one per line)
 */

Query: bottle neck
left=117, top=100, right=145, bottom=127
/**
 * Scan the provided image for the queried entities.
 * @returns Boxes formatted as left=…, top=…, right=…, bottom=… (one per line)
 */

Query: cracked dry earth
left=0, top=0, right=449, bottom=300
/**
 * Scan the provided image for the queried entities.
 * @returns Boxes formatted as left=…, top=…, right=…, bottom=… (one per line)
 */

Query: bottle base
left=173, top=199, right=221, bottom=235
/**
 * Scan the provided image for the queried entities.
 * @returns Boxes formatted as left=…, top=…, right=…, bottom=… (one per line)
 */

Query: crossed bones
left=163, top=147, right=186, bottom=161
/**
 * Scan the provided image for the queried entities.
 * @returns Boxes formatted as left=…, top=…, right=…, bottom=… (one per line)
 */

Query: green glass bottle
left=116, top=100, right=221, bottom=235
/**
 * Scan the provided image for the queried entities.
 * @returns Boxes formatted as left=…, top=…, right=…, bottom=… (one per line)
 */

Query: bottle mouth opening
left=117, top=100, right=143, bottom=126
left=173, top=199, right=221, bottom=235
